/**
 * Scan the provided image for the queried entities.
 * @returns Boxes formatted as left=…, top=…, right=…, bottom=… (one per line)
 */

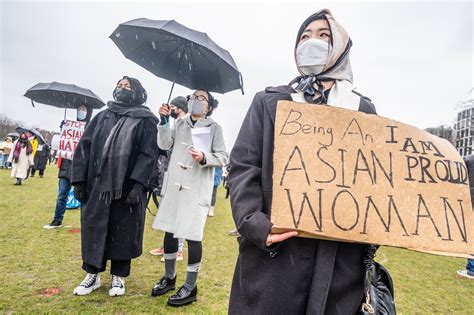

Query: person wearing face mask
left=169, top=96, right=188, bottom=120
left=43, top=104, right=92, bottom=229
left=228, top=9, right=378, bottom=314
left=151, top=90, right=228, bottom=306
left=70, top=76, right=158, bottom=297
left=8, top=132, right=34, bottom=185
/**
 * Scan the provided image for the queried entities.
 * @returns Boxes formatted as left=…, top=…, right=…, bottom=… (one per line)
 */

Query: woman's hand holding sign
left=266, top=229, right=298, bottom=247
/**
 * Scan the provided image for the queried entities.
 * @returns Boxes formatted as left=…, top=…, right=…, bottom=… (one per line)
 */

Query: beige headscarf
left=292, top=9, right=360, bottom=110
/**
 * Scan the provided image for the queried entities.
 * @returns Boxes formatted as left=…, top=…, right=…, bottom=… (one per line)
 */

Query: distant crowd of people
left=0, top=132, right=51, bottom=184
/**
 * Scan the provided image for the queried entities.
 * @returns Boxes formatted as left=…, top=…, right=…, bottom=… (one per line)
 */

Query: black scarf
left=98, top=100, right=158, bottom=203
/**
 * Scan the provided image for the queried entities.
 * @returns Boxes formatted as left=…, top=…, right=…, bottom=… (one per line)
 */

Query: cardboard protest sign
left=271, top=101, right=474, bottom=258
left=56, top=120, right=85, bottom=160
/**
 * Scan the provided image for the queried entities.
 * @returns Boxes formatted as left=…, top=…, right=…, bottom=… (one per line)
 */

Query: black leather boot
left=14, top=178, right=22, bottom=185
left=167, top=285, right=197, bottom=307
left=151, top=275, right=176, bottom=296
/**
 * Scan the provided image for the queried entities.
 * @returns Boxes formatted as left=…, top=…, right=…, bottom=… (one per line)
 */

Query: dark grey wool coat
left=33, top=144, right=50, bottom=171
left=228, top=85, right=377, bottom=314
left=72, top=109, right=158, bottom=268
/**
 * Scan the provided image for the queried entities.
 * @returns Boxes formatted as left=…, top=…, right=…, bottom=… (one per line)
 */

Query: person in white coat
left=151, top=89, right=228, bottom=306
left=9, top=132, right=34, bottom=185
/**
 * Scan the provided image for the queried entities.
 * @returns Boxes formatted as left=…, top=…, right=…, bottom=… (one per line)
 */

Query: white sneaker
left=457, top=269, right=474, bottom=279
left=73, top=273, right=101, bottom=295
left=109, top=275, right=125, bottom=296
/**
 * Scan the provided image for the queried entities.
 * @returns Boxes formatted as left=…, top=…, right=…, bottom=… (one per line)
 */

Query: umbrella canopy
left=15, top=126, right=46, bottom=144
left=6, top=132, right=20, bottom=140
left=24, top=82, right=105, bottom=109
left=110, top=18, right=244, bottom=95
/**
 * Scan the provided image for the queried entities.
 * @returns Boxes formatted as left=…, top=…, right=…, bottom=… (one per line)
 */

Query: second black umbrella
left=24, top=82, right=105, bottom=109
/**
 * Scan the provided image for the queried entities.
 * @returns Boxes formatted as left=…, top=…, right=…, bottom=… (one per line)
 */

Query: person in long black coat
left=71, top=76, right=158, bottom=297
left=31, top=143, right=50, bottom=177
left=228, top=9, right=380, bottom=314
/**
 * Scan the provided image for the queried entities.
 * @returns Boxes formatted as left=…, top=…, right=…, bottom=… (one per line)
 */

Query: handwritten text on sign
left=271, top=101, right=473, bottom=258
left=57, top=120, right=85, bottom=160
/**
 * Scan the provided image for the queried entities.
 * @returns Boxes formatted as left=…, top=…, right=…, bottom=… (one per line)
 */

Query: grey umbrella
left=6, top=132, right=20, bottom=141
left=24, top=82, right=105, bottom=109
left=15, top=126, right=46, bottom=144
left=110, top=18, right=244, bottom=101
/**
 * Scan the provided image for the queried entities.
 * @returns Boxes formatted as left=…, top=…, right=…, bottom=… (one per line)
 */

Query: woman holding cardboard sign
left=151, top=90, right=228, bottom=306
left=228, top=9, right=384, bottom=314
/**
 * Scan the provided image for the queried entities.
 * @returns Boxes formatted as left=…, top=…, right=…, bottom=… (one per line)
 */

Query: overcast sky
left=1, top=0, right=472, bottom=148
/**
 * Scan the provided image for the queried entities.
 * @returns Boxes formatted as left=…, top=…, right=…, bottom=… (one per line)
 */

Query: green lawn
left=0, top=168, right=472, bottom=314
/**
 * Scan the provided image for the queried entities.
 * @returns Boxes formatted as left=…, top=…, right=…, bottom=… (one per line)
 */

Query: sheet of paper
left=191, top=127, right=211, bottom=153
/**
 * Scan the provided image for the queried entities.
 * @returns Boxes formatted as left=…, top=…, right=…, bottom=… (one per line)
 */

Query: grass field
left=0, top=168, right=473, bottom=314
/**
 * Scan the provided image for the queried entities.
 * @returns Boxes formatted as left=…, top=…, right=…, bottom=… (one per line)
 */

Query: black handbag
left=358, top=245, right=396, bottom=315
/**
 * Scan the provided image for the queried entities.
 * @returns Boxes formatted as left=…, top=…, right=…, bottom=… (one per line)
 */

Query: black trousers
left=30, top=168, right=44, bottom=177
left=164, top=232, right=202, bottom=265
left=82, top=259, right=131, bottom=277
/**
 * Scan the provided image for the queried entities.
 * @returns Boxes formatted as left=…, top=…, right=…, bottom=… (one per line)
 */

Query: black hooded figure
left=71, top=76, right=158, bottom=296
left=228, top=9, right=379, bottom=314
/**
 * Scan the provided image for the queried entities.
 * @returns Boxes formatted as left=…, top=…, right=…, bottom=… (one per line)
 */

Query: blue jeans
left=467, top=256, right=474, bottom=275
left=0, top=153, right=8, bottom=168
left=54, top=178, right=71, bottom=222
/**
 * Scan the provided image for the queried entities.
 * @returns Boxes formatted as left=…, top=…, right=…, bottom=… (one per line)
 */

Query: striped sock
left=164, top=252, right=178, bottom=279
left=184, top=262, right=201, bottom=290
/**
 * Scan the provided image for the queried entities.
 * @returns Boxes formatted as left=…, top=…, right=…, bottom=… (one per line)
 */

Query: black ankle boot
left=14, top=178, right=22, bottom=185
left=167, top=285, right=197, bottom=307
left=151, top=275, right=176, bottom=296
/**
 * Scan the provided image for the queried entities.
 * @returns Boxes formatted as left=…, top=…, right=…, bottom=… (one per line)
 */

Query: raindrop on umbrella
left=115, top=32, right=121, bottom=38
left=135, top=34, right=139, bottom=40
left=151, top=41, right=156, bottom=50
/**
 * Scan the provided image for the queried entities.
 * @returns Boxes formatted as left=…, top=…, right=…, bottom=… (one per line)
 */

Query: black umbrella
left=110, top=18, right=244, bottom=101
left=24, top=82, right=105, bottom=109
left=15, top=126, right=46, bottom=144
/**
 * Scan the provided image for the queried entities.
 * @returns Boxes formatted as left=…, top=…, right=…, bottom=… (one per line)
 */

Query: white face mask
left=296, top=38, right=330, bottom=75
left=188, top=99, right=207, bottom=117
left=77, top=110, right=87, bottom=121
